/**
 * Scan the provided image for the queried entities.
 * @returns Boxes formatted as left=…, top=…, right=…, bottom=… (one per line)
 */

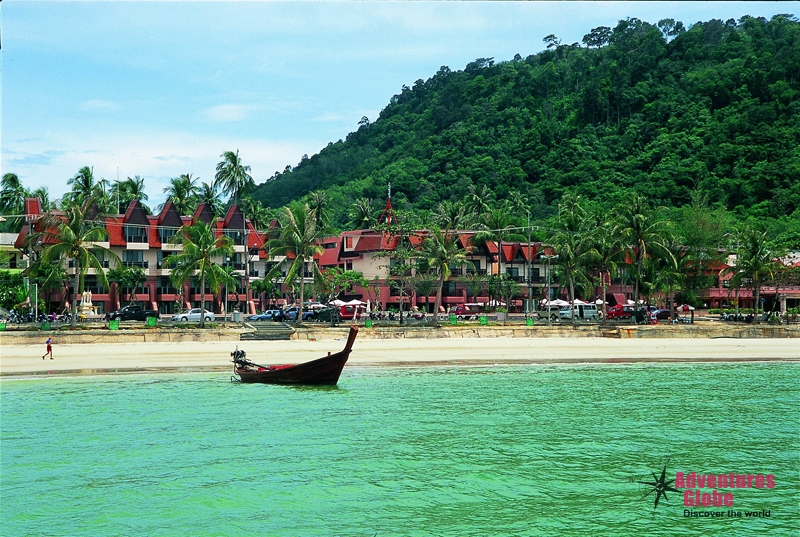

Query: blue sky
left=1, top=1, right=793, bottom=210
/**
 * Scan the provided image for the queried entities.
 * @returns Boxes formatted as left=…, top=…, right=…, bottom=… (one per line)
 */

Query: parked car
left=450, top=305, right=479, bottom=320
left=171, top=308, right=215, bottom=322
left=106, top=304, right=159, bottom=321
left=606, top=304, right=634, bottom=320
left=285, top=307, right=316, bottom=321
left=559, top=304, right=600, bottom=321
left=536, top=305, right=563, bottom=321
left=249, top=310, right=281, bottom=321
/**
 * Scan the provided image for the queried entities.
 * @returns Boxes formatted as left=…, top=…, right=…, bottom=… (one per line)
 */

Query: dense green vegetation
left=250, top=15, right=800, bottom=236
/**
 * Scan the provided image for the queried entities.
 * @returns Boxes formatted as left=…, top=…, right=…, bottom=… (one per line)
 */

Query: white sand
left=1, top=337, right=797, bottom=377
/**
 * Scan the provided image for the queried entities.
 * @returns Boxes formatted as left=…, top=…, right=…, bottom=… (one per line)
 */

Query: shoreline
left=1, top=336, right=797, bottom=378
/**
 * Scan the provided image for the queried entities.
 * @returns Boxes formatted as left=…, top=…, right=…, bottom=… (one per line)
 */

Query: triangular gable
left=123, top=200, right=149, bottom=226
left=223, top=204, right=246, bottom=230
left=157, top=201, right=183, bottom=228
left=193, top=203, right=214, bottom=224
left=501, top=244, right=517, bottom=263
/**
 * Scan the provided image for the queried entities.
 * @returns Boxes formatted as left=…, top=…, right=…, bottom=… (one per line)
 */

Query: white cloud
left=3, top=129, right=329, bottom=209
left=80, top=99, right=120, bottom=112
left=203, top=104, right=260, bottom=122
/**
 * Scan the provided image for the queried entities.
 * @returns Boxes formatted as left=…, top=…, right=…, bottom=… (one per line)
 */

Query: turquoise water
left=1, top=363, right=798, bottom=536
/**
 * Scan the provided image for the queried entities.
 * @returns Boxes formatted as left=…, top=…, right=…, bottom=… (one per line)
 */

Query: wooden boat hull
left=234, top=326, right=358, bottom=385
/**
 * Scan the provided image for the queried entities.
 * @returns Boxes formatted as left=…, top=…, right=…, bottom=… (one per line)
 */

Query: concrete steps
left=240, top=322, right=295, bottom=341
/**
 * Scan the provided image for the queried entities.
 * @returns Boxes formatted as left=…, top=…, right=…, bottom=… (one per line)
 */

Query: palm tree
left=165, top=219, right=234, bottom=328
left=308, top=191, right=330, bottom=231
left=651, top=235, right=683, bottom=321
left=239, top=197, right=271, bottom=231
left=1, top=173, right=29, bottom=231
left=37, top=197, right=120, bottom=327
left=265, top=204, right=325, bottom=321
left=66, top=166, right=97, bottom=205
left=473, top=206, right=516, bottom=276
left=31, top=187, right=52, bottom=212
left=214, top=150, right=254, bottom=204
left=722, top=228, right=776, bottom=323
left=464, top=184, right=493, bottom=223
left=349, top=198, right=376, bottom=230
left=161, top=174, right=199, bottom=215
left=418, top=228, right=468, bottom=321
left=613, top=194, right=667, bottom=313
left=435, top=200, right=468, bottom=232
left=195, top=181, right=224, bottom=216
left=112, top=176, right=150, bottom=213
left=582, top=222, right=622, bottom=322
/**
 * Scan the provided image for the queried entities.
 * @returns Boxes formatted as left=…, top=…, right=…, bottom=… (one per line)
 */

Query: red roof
left=105, top=217, right=126, bottom=247
left=24, top=198, right=42, bottom=217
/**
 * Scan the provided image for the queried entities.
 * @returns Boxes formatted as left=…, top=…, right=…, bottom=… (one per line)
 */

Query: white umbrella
left=595, top=299, right=606, bottom=305
left=572, top=299, right=588, bottom=305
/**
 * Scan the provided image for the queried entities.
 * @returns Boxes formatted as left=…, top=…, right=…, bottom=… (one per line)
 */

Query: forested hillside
left=251, top=15, right=800, bottom=232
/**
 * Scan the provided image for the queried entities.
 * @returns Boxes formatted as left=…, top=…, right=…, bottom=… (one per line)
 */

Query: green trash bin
left=146, top=316, right=157, bottom=327
left=526, top=318, right=534, bottom=326
left=449, top=314, right=458, bottom=325
left=0, top=322, right=6, bottom=331
left=41, top=321, right=51, bottom=331
left=479, top=315, right=488, bottom=326
left=365, top=319, right=373, bottom=328
left=109, top=319, right=120, bottom=331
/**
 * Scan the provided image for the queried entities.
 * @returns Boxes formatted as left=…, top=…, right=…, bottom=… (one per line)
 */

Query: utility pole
left=526, top=211, right=532, bottom=317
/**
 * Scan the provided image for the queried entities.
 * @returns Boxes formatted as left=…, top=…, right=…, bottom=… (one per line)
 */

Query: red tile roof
left=105, top=217, right=126, bottom=247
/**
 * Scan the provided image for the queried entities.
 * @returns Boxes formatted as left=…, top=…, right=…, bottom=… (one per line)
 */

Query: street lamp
left=542, top=254, right=559, bottom=326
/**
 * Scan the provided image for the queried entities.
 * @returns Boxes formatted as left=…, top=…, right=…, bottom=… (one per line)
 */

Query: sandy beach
left=1, top=336, right=797, bottom=377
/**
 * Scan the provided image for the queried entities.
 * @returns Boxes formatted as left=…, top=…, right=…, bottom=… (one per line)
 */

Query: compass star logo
left=639, top=460, right=682, bottom=510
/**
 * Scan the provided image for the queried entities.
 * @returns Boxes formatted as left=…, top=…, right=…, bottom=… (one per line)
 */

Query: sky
left=1, top=1, right=794, bottom=211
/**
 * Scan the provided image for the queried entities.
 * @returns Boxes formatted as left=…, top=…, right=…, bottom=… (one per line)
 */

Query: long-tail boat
left=231, top=326, right=358, bottom=385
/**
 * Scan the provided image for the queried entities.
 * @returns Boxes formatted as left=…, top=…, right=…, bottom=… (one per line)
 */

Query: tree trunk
left=753, top=283, right=761, bottom=324
left=570, top=276, right=576, bottom=325
left=71, top=258, right=79, bottom=327
left=601, top=274, right=608, bottom=325
left=434, top=279, right=443, bottom=325
left=200, top=272, right=206, bottom=328
left=298, top=259, right=305, bottom=324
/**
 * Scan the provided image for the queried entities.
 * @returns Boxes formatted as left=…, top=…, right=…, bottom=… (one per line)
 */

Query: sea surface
left=1, top=363, right=798, bottom=536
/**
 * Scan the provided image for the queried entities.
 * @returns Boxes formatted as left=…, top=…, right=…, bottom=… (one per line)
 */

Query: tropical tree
left=165, top=219, right=234, bottom=328
left=613, top=194, right=668, bottom=313
left=107, top=265, right=147, bottom=305
left=472, top=206, right=516, bottom=276
left=66, top=166, right=99, bottom=205
left=461, top=271, right=487, bottom=302
left=0, top=173, right=29, bottom=231
left=195, top=181, right=224, bottom=217
left=418, top=228, right=468, bottom=322
left=349, top=197, right=376, bottom=229
left=214, top=150, right=254, bottom=204
left=37, top=197, right=119, bottom=327
left=411, top=271, right=438, bottom=313
left=550, top=194, right=591, bottom=324
left=264, top=203, right=325, bottom=321
left=722, top=228, right=777, bottom=322
left=112, top=176, right=150, bottom=213
left=464, top=184, right=493, bottom=223
left=27, top=259, right=69, bottom=313
left=251, top=276, right=280, bottom=311
left=434, top=200, right=468, bottom=232
left=240, top=197, right=271, bottom=231
left=161, top=174, right=199, bottom=215
left=308, top=190, right=330, bottom=231
left=31, top=187, right=52, bottom=212
left=582, top=222, right=622, bottom=322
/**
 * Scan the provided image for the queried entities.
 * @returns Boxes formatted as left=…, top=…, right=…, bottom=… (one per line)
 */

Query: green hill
left=251, top=15, right=800, bottom=231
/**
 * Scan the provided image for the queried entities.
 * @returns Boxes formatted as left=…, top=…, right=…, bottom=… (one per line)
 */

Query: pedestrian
left=43, top=337, right=53, bottom=360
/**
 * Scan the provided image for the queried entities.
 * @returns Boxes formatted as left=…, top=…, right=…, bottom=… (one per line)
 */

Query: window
left=123, top=250, right=147, bottom=267
left=159, top=227, right=178, bottom=243
left=157, top=251, right=174, bottom=269
left=224, top=230, right=245, bottom=245
left=345, top=261, right=353, bottom=271
left=124, top=225, right=148, bottom=243
left=345, top=237, right=353, bottom=248
left=324, top=242, right=337, bottom=249
left=158, top=276, right=177, bottom=295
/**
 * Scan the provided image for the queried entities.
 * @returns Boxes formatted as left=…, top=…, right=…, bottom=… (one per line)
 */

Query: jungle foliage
left=250, top=15, right=800, bottom=237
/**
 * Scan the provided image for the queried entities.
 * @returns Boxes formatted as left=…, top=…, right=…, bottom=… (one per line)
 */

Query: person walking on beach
left=43, top=337, right=53, bottom=360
